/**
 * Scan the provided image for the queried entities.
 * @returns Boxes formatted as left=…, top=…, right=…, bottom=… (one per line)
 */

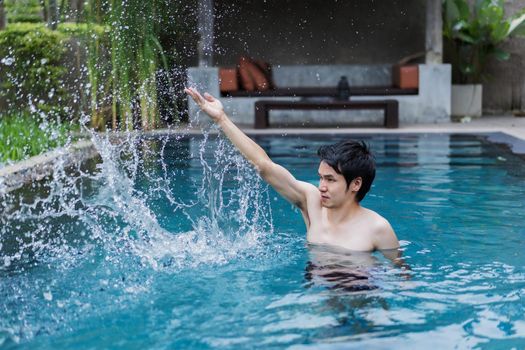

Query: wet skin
left=185, top=87, right=399, bottom=252
left=299, top=161, right=399, bottom=251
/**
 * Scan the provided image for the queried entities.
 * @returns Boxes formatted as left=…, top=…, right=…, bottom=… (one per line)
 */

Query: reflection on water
left=305, top=244, right=380, bottom=292
left=304, top=244, right=408, bottom=293
left=305, top=261, right=375, bottom=292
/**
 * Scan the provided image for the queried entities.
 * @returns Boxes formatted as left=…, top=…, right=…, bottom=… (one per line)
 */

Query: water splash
left=1, top=114, right=273, bottom=276
left=0, top=108, right=275, bottom=343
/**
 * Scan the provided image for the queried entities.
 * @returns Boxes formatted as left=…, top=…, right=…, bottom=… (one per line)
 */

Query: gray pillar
left=198, top=0, right=214, bottom=67
left=425, top=0, right=443, bottom=64
left=0, top=0, right=5, bottom=30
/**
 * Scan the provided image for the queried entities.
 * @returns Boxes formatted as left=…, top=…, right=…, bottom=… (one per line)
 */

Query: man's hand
left=185, top=87, right=225, bottom=123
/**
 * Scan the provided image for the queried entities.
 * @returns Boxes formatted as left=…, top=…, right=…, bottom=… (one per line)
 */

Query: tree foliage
left=0, top=23, right=67, bottom=115
left=0, top=0, right=199, bottom=131
left=443, top=0, right=525, bottom=84
left=4, top=0, right=43, bottom=23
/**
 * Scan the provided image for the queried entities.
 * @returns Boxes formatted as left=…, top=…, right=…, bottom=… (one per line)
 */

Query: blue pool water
left=1, top=133, right=525, bottom=349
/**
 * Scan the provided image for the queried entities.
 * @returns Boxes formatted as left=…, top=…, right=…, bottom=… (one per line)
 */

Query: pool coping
left=0, top=140, right=97, bottom=193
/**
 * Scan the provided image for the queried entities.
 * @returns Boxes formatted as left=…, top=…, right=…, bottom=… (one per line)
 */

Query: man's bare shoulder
left=362, top=208, right=399, bottom=249
left=300, top=181, right=322, bottom=204
left=361, top=207, right=387, bottom=223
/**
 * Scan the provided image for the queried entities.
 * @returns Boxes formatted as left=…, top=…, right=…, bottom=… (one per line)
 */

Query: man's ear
left=351, top=177, right=362, bottom=192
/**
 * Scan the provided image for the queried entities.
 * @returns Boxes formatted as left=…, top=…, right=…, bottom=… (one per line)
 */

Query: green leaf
left=474, top=0, right=503, bottom=16
left=453, top=19, right=468, bottom=32
left=456, top=32, right=476, bottom=43
left=455, top=0, right=471, bottom=21
left=491, top=22, right=510, bottom=43
left=478, top=1, right=503, bottom=27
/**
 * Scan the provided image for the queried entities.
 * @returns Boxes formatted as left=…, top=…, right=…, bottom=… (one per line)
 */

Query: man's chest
left=306, top=222, right=375, bottom=251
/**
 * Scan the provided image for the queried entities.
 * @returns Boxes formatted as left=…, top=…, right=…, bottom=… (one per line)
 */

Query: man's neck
left=326, top=200, right=361, bottom=225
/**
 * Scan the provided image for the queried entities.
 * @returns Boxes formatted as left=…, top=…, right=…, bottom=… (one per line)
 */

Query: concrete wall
left=187, top=64, right=451, bottom=127
left=213, top=0, right=426, bottom=66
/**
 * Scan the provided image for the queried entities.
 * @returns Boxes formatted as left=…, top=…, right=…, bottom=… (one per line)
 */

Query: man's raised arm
left=185, top=87, right=313, bottom=209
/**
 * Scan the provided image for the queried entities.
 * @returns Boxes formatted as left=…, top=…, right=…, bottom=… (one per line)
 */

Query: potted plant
left=443, top=0, right=525, bottom=118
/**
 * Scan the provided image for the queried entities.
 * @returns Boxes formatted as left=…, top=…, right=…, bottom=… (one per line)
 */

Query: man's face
left=317, top=161, right=360, bottom=208
left=318, top=161, right=348, bottom=208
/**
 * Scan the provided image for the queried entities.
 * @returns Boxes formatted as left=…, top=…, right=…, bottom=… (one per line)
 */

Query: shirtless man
left=185, top=87, right=399, bottom=252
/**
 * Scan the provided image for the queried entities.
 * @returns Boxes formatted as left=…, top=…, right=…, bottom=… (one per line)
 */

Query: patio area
left=188, top=0, right=452, bottom=127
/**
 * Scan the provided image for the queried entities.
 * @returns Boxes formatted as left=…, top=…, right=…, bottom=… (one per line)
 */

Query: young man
left=185, top=87, right=399, bottom=252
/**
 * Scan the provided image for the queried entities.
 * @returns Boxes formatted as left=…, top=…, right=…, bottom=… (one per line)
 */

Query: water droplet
left=1, top=57, right=15, bottom=66
left=43, top=291, right=53, bottom=301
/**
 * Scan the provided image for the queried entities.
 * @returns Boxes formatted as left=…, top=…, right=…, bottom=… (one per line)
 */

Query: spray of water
left=0, top=103, right=276, bottom=341
left=0, top=3, right=274, bottom=342
left=1, top=107, right=273, bottom=276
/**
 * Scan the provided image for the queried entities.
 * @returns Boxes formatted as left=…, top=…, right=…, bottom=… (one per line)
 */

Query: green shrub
left=0, top=23, right=67, bottom=116
left=4, top=0, right=43, bottom=23
left=58, top=22, right=112, bottom=128
left=58, top=22, right=109, bottom=38
left=0, top=111, right=76, bottom=164
left=0, top=22, right=112, bottom=126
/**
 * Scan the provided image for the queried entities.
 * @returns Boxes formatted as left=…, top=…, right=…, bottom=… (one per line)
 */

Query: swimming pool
left=1, top=132, right=524, bottom=349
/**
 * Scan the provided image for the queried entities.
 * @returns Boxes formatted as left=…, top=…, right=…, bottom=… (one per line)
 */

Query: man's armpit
left=300, top=182, right=322, bottom=210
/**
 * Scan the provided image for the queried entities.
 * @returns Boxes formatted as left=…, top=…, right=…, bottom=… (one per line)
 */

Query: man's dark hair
left=317, top=140, right=376, bottom=202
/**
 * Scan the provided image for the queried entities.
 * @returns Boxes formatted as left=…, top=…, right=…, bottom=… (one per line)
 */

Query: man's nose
left=318, top=181, right=327, bottom=192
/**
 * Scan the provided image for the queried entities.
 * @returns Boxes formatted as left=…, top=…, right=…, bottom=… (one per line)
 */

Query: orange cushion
left=246, top=60, right=269, bottom=91
left=238, top=56, right=270, bottom=91
left=238, top=56, right=255, bottom=91
left=254, top=60, right=274, bottom=89
left=219, top=68, right=239, bottom=93
left=393, top=65, right=419, bottom=89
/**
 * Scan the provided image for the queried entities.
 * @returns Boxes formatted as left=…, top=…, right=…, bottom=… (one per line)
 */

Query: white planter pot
left=451, top=84, right=482, bottom=118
